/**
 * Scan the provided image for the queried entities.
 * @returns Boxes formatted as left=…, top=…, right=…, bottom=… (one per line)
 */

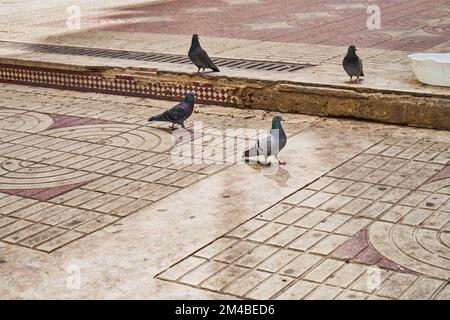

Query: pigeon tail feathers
left=148, top=113, right=166, bottom=122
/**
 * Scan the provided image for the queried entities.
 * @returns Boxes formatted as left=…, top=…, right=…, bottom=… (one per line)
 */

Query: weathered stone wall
left=1, top=58, right=449, bottom=130
left=161, top=71, right=450, bottom=130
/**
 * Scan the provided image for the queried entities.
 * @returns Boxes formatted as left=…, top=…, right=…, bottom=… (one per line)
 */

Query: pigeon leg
left=180, top=123, right=193, bottom=133
left=276, top=154, right=286, bottom=165
left=202, top=68, right=206, bottom=73
left=345, top=76, right=353, bottom=84
left=171, top=123, right=175, bottom=130
left=197, top=67, right=200, bottom=73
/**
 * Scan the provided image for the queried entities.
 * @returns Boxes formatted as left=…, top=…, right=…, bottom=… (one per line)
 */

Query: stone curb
left=1, top=57, right=449, bottom=131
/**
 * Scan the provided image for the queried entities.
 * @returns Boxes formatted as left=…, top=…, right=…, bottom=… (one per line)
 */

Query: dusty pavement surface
left=1, top=82, right=450, bottom=299
left=2, top=0, right=449, bottom=51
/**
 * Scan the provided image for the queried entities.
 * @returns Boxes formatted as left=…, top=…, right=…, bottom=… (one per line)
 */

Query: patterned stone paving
left=0, top=63, right=236, bottom=106
left=38, top=0, right=450, bottom=52
left=0, top=83, right=313, bottom=254
left=2, top=82, right=450, bottom=298
left=157, top=129, right=450, bottom=299
left=1, top=0, right=450, bottom=300
left=0, top=87, right=269, bottom=252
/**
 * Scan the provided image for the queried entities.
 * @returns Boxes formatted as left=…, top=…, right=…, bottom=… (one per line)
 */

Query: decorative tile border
left=0, top=63, right=234, bottom=106
left=0, top=105, right=231, bottom=252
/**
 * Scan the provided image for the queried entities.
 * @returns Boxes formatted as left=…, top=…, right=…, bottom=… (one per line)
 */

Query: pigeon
left=148, top=92, right=195, bottom=129
left=243, top=115, right=287, bottom=165
left=343, top=45, right=364, bottom=83
left=188, top=34, right=220, bottom=73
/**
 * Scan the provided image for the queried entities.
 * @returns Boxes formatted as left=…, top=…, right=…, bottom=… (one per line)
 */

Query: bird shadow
left=152, top=126, right=205, bottom=148
left=245, top=161, right=290, bottom=188
left=243, top=158, right=271, bottom=167
left=345, top=79, right=364, bottom=84
left=153, top=127, right=176, bottom=135
left=195, top=70, right=220, bottom=75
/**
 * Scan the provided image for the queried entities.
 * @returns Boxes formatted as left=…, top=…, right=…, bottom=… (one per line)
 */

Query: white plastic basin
left=408, top=53, right=450, bottom=87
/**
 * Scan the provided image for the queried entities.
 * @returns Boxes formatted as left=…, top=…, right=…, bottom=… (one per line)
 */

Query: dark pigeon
left=188, top=34, right=220, bottom=73
left=343, top=45, right=364, bottom=83
left=243, top=115, right=287, bottom=165
left=148, top=92, right=195, bottom=129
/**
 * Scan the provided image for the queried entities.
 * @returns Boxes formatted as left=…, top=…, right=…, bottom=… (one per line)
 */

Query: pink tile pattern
left=427, top=166, right=450, bottom=184
left=39, top=0, right=450, bottom=52
left=331, top=229, right=415, bottom=274
left=47, top=114, right=113, bottom=130
left=0, top=180, right=95, bottom=201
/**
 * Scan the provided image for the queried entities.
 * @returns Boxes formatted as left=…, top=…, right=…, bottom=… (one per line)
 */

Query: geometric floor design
left=0, top=88, right=307, bottom=254
left=0, top=106, right=236, bottom=252
left=1, top=83, right=450, bottom=299
left=157, top=135, right=450, bottom=299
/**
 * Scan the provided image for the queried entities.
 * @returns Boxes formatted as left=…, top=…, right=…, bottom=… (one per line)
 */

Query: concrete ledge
left=1, top=58, right=449, bottom=130
left=252, top=84, right=450, bottom=130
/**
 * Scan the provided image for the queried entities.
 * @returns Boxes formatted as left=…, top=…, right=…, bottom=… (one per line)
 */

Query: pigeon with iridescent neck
left=243, top=115, right=287, bottom=165
left=148, top=93, right=195, bottom=129
left=343, top=45, right=364, bottom=83
left=188, top=34, right=220, bottom=73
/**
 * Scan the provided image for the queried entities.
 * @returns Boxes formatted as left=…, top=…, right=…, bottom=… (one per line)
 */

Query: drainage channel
left=0, top=40, right=315, bottom=73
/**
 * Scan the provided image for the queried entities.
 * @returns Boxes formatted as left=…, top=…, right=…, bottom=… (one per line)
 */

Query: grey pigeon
left=188, top=34, right=220, bottom=73
left=343, top=45, right=364, bottom=83
left=148, top=92, right=195, bottom=129
left=243, top=115, right=287, bottom=165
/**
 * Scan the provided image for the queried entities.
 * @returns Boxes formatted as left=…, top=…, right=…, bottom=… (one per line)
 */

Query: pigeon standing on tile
left=243, top=115, right=287, bottom=165
left=148, top=92, right=195, bottom=129
left=188, top=34, right=220, bottom=73
left=343, top=45, right=364, bottom=83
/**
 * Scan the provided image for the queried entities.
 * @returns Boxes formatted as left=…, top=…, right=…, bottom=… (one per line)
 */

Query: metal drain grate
left=0, top=41, right=314, bottom=73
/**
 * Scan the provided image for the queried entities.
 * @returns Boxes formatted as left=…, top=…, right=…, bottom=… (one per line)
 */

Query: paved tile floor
left=3, top=0, right=449, bottom=52
left=1, top=82, right=450, bottom=299
left=0, top=0, right=450, bottom=301
left=157, top=124, right=450, bottom=300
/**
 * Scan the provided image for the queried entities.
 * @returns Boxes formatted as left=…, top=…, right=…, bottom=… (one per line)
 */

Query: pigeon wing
left=164, top=103, right=189, bottom=123
left=197, top=48, right=219, bottom=70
